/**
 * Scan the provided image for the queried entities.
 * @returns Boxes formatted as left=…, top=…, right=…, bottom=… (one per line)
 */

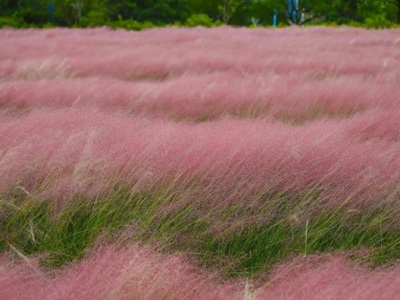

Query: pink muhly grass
left=255, top=254, right=400, bottom=300
left=1, top=27, right=399, bottom=122
left=2, top=248, right=400, bottom=300
left=1, top=27, right=400, bottom=81
left=0, top=108, right=398, bottom=210
left=0, top=245, right=241, bottom=300
left=1, top=26, right=400, bottom=300
left=1, top=73, right=398, bottom=121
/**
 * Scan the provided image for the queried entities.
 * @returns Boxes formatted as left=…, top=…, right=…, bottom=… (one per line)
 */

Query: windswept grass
left=1, top=27, right=400, bottom=299
left=1, top=187, right=400, bottom=277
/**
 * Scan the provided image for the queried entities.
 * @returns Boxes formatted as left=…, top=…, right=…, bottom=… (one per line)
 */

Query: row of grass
left=1, top=187, right=400, bottom=277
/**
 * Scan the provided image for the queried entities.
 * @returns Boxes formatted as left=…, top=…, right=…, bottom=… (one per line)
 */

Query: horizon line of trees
left=1, top=0, right=399, bottom=29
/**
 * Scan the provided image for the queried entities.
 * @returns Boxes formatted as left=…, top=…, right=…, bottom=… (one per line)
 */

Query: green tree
left=132, top=0, right=191, bottom=24
left=106, top=0, right=137, bottom=20
left=357, top=0, right=398, bottom=22
left=248, top=0, right=285, bottom=26
left=189, top=0, right=254, bottom=25
left=8, top=0, right=49, bottom=26
left=82, top=0, right=109, bottom=27
left=219, top=0, right=248, bottom=24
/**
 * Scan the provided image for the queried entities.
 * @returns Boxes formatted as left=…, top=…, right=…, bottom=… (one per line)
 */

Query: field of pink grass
left=2, top=246, right=400, bottom=300
left=1, top=26, right=400, bottom=299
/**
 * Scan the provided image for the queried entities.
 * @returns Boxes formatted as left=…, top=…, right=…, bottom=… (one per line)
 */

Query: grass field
left=0, top=26, right=400, bottom=299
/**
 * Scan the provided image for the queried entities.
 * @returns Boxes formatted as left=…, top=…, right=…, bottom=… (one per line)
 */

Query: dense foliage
left=0, top=0, right=399, bottom=29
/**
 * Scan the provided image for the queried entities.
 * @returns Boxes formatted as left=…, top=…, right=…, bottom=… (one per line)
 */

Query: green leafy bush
left=0, top=16, right=26, bottom=28
left=185, top=14, right=222, bottom=28
left=108, top=17, right=155, bottom=31
left=82, top=10, right=108, bottom=27
left=364, top=14, right=395, bottom=29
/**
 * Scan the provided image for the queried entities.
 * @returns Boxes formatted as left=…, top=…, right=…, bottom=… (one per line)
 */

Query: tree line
left=1, top=0, right=399, bottom=29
